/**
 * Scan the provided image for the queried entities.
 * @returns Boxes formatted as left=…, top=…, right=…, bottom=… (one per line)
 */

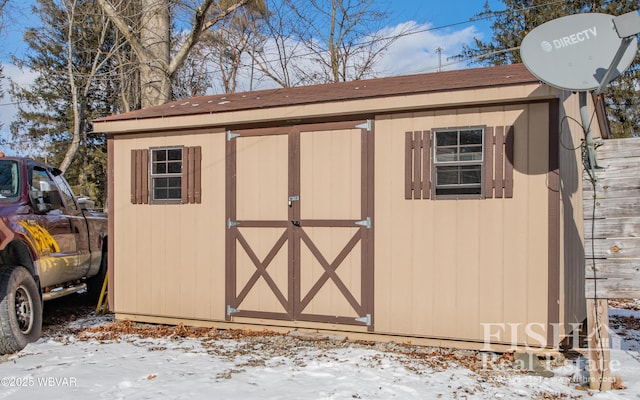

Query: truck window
left=29, top=167, right=63, bottom=211
left=0, top=161, right=19, bottom=199
left=53, top=174, right=79, bottom=211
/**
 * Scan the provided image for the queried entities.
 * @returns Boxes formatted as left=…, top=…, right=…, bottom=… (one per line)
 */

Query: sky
left=0, top=0, right=504, bottom=151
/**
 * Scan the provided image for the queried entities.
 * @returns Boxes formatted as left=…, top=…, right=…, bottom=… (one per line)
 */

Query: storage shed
left=94, top=64, right=598, bottom=351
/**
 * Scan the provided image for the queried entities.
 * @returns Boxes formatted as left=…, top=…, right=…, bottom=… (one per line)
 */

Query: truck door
left=26, top=165, right=88, bottom=287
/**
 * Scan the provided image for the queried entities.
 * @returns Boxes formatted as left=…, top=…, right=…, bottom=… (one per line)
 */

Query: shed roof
left=96, top=64, right=539, bottom=123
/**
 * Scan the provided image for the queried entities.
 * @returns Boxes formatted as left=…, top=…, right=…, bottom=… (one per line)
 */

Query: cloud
left=374, top=21, right=482, bottom=76
left=232, top=20, right=484, bottom=92
left=0, top=63, right=38, bottom=154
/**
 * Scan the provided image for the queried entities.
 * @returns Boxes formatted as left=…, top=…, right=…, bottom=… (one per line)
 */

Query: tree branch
left=169, top=0, right=250, bottom=76
left=96, top=0, right=150, bottom=61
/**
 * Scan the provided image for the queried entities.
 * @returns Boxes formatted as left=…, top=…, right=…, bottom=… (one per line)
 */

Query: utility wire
left=0, top=0, right=586, bottom=108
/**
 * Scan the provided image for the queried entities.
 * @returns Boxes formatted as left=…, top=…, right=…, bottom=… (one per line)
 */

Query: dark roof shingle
left=97, top=64, right=538, bottom=122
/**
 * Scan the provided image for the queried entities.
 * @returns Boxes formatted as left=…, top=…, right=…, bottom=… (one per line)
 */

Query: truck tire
left=0, top=266, right=43, bottom=354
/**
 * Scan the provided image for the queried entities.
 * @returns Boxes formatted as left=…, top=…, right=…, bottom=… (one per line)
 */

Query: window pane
left=168, top=188, right=181, bottom=199
left=153, top=177, right=181, bottom=200
left=154, top=163, right=167, bottom=174
left=436, top=131, right=458, bottom=146
left=167, top=161, right=182, bottom=174
left=154, top=188, right=167, bottom=199
left=168, top=177, right=181, bottom=187
left=155, top=178, right=168, bottom=188
left=0, top=161, right=19, bottom=198
left=460, top=146, right=483, bottom=161
left=436, top=166, right=459, bottom=185
left=460, top=130, right=482, bottom=145
left=435, top=148, right=457, bottom=162
left=460, top=166, right=482, bottom=184
left=168, top=149, right=182, bottom=161
left=153, top=150, right=167, bottom=162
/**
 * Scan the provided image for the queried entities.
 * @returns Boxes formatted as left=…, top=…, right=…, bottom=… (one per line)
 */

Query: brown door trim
left=225, top=120, right=374, bottom=329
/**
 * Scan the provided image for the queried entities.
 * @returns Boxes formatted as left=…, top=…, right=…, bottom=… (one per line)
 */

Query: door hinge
left=227, top=218, right=241, bottom=229
left=355, top=314, right=371, bottom=326
left=227, top=305, right=240, bottom=316
left=227, top=130, right=240, bottom=141
left=355, top=120, right=372, bottom=131
left=355, top=217, right=372, bottom=229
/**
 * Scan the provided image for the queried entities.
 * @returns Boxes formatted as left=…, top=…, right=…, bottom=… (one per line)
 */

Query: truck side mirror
left=29, top=190, right=50, bottom=213
left=29, top=189, right=62, bottom=213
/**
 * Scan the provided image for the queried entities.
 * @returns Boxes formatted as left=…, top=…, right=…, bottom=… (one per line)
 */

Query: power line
left=0, top=0, right=576, bottom=106
left=179, top=0, right=572, bottom=84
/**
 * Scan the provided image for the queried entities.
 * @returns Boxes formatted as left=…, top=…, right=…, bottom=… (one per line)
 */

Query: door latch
left=288, top=195, right=299, bottom=207
left=291, top=220, right=301, bottom=226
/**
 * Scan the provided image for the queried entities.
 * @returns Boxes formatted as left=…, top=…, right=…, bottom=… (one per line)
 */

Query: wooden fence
left=584, top=137, right=640, bottom=299
left=582, top=137, right=640, bottom=390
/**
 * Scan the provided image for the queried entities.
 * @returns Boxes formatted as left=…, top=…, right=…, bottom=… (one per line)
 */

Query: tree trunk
left=140, top=0, right=171, bottom=107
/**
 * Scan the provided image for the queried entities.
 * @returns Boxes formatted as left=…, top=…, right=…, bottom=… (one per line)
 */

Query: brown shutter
left=131, top=149, right=149, bottom=204
left=484, top=127, right=495, bottom=199
left=182, top=147, right=189, bottom=204
left=494, top=126, right=505, bottom=199
left=192, top=146, right=202, bottom=203
left=421, top=130, right=431, bottom=199
left=412, top=131, right=422, bottom=199
left=405, top=131, right=431, bottom=200
left=504, top=126, right=514, bottom=198
left=181, top=146, right=202, bottom=204
left=405, top=132, right=413, bottom=199
left=484, top=126, right=515, bottom=199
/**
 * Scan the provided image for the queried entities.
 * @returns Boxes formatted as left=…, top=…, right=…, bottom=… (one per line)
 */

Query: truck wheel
left=0, top=266, right=43, bottom=355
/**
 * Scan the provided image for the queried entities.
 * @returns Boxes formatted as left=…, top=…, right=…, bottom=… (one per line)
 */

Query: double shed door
left=226, top=121, right=374, bottom=329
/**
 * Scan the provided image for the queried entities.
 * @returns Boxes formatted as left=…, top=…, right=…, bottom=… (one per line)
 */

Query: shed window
left=405, top=126, right=514, bottom=200
left=131, top=146, right=202, bottom=205
left=151, top=147, right=183, bottom=202
left=433, top=128, right=484, bottom=197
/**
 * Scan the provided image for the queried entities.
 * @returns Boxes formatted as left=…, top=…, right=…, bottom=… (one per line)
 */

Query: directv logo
left=540, top=27, right=598, bottom=52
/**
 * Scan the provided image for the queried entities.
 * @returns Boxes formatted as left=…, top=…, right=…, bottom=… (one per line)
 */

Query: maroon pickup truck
left=0, top=156, right=107, bottom=354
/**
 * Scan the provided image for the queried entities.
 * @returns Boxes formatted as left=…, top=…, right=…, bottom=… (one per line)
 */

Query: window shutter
left=131, top=149, right=149, bottom=204
left=405, top=131, right=431, bottom=199
left=182, top=146, right=202, bottom=204
left=484, top=126, right=514, bottom=199
left=504, top=126, right=514, bottom=198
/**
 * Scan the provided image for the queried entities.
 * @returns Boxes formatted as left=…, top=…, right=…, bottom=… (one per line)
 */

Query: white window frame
left=432, top=127, right=485, bottom=199
left=150, top=146, right=183, bottom=203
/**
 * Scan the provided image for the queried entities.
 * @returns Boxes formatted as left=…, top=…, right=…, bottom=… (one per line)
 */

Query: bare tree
left=59, top=0, right=122, bottom=172
left=256, top=0, right=406, bottom=86
left=97, top=0, right=258, bottom=107
left=171, top=34, right=214, bottom=99
left=250, top=0, right=300, bottom=87
left=0, top=0, right=9, bottom=28
left=9, top=0, right=125, bottom=205
left=201, top=5, right=267, bottom=93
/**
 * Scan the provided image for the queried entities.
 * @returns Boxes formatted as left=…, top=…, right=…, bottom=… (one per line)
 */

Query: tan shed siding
left=113, top=130, right=227, bottom=321
left=374, top=104, right=551, bottom=345
left=558, top=92, right=588, bottom=334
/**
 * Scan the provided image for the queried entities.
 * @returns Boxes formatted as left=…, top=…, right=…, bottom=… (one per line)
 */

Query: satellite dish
left=520, top=13, right=638, bottom=91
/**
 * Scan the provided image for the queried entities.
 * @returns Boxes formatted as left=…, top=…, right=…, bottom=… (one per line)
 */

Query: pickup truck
left=0, top=156, right=107, bottom=354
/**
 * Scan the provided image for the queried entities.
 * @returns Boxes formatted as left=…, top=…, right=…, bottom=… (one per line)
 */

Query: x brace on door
left=225, top=120, right=374, bottom=330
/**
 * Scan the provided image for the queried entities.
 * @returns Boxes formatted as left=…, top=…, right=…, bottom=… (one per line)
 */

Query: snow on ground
left=1, top=301, right=639, bottom=400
